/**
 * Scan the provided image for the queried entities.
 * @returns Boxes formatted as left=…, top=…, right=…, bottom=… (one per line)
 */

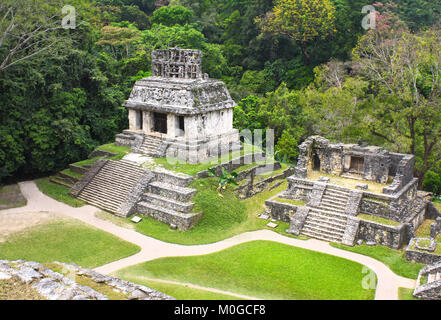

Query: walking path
left=1, top=181, right=416, bottom=300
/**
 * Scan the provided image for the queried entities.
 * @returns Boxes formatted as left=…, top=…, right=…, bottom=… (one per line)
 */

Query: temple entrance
left=350, top=156, right=364, bottom=172
left=153, top=112, right=167, bottom=134
left=177, top=116, right=185, bottom=137
left=313, top=151, right=321, bottom=171
left=135, top=110, right=143, bottom=130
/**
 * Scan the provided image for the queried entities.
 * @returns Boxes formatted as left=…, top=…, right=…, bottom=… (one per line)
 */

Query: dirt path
left=0, top=180, right=416, bottom=300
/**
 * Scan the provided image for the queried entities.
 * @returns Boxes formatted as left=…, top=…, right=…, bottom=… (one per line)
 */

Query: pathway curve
left=0, top=181, right=416, bottom=300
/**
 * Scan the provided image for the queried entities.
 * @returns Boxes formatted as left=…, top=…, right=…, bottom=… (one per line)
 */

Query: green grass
left=415, top=219, right=435, bottom=238
left=0, top=219, right=140, bottom=269
left=129, top=279, right=244, bottom=300
left=331, top=243, right=424, bottom=279
left=153, top=143, right=262, bottom=176
left=357, top=214, right=401, bottom=227
left=116, top=241, right=376, bottom=300
left=125, top=179, right=306, bottom=245
left=71, top=143, right=131, bottom=168
left=398, top=287, right=418, bottom=300
left=35, top=178, right=85, bottom=207
left=60, top=168, right=83, bottom=180
left=0, top=184, right=27, bottom=210
left=97, top=143, right=131, bottom=161
left=72, top=156, right=102, bottom=167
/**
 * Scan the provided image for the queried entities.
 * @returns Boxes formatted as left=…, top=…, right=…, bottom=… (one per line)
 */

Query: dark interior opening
left=178, top=116, right=185, bottom=132
left=136, top=110, right=143, bottom=130
left=313, top=152, right=321, bottom=171
left=153, top=112, right=167, bottom=134
left=350, top=156, right=364, bottom=172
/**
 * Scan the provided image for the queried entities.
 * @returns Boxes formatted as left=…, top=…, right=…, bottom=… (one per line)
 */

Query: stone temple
left=115, top=47, right=241, bottom=163
left=265, top=136, right=435, bottom=248
left=70, top=48, right=242, bottom=230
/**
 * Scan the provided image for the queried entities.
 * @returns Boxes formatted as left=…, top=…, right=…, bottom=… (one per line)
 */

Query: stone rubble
left=0, top=260, right=174, bottom=301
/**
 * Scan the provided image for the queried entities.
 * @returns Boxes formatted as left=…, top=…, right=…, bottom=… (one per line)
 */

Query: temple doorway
left=350, top=156, right=364, bottom=173
left=313, top=151, right=321, bottom=171
left=153, top=112, right=167, bottom=134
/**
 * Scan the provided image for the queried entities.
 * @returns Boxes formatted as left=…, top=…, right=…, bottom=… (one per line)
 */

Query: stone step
left=307, top=211, right=348, bottom=225
left=149, top=181, right=197, bottom=202
left=143, top=193, right=194, bottom=213
left=137, top=201, right=200, bottom=230
left=318, top=201, right=346, bottom=212
left=302, top=223, right=345, bottom=236
left=437, top=272, right=441, bottom=281
left=79, top=189, right=127, bottom=206
left=304, top=219, right=346, bottom=234
left=77, top=196, right=120, bottom=212
left=429, top=273, right=436, bottom=283
left=309, top=207, right=349, bottom=220
left=325, top=187, right=351, bottom=197
left=320, top=197, right=348, bottom=207
left=322, top=193, right=349, bottom=203
left=99, top=165, right=144, bottom=177
left=306, top=214, right=347, bottom=229
left=301, top=228, right=342, bottom=243
left=76, top=160, right=145, bottom=214
left=86, top=176, right=138, bottom=191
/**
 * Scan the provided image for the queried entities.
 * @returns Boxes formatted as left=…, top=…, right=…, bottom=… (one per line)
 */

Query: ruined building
left=265, top=136, right=433, bottom=248
left=115, top=48, right=241, bottom=163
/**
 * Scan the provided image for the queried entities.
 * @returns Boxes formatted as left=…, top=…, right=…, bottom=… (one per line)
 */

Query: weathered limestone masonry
left=137, top=167, right=201, bottom=231
left=70, top=159, right=155, bottom=217
left=70, top=157, right=200, bottom=230
left=265, top=136, right=432, bottom=248
left=0, top=260, right=173, bottom=300
left=115, top=47, right=241, bottom=164
left=414, top=261, right=441, bottom=300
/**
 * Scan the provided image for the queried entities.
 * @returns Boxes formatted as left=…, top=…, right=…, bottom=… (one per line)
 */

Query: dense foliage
left=0, top=0, right=440, bottom=193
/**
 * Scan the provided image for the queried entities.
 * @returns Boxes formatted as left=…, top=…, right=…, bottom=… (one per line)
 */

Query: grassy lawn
left=0, top=184, right=27, bottom=210
left=131, top=279, right=244, bottom=300
left=398, top=287, right=419, bottom=300
left=99, top=179, right=306, bottom=245
left=0, top=219, right=140, bottom=268
left=331, top=243, right=424, bottom=279
left=357, top=214, right=401, bottom=227
left=153, top=143, right=262, bottom=176
left=116, top=241, right=376, bottom=300
left=97, top=143, right=131, bottom=161
left=35, top=178, right=85, bottom=207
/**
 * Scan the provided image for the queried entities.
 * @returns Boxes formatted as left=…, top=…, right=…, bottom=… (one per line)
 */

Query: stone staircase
left=138, top=135, right=162, bottom=156
left=300, top=185, right=352, bottom=243
left=414, top=262, right=441, bottom=299
left=137, top=172, right=201, bottom=230
left=77, top=160, right=147, bottom=214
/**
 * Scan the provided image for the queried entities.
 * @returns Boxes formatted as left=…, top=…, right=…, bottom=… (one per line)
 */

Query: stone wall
left=196, top=152, right=266, bottom=178
left=117, top=171, right=155, bottom=217
left=285, top=177, right=314, bottom=203
left=383, top=155, right=415, bottom=195
left=356, top=219, right=408, bottom=249
left=137, top=203, right=202, bottom=231
left=0, top=260, right=174, bottom=300
left=265, top=194, right=300, bottom=223
left=406, top=239, right=441, bottom=264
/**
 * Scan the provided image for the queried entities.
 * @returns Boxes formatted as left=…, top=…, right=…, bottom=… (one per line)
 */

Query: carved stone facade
left=116, top=47, right=241, bottom=163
